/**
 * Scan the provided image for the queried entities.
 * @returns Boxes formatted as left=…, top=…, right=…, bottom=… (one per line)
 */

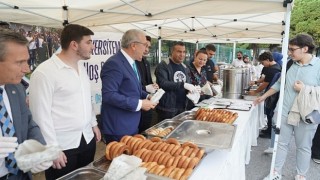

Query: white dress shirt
left=29, top=54, right=97, bottom=150
left=0, top=85, right=12, bottom=177
left=231, top=59, right=246, bottom=67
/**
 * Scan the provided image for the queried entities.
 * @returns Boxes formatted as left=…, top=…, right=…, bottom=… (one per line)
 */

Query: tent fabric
left=0, top=0, right=288, bottom=43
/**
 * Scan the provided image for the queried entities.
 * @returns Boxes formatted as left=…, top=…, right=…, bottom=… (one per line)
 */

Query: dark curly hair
left=258, top=51, right=274, bottom=62
left=289, top=34, right=316, bottom=54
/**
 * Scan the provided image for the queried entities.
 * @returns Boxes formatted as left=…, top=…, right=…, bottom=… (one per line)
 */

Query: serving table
left=58, top=98, right=265, bottom=180
left=188, top=98, right=265, bottom=180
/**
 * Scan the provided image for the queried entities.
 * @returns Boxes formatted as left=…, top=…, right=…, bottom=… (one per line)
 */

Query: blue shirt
left=272, top=56, right=320, bottom=117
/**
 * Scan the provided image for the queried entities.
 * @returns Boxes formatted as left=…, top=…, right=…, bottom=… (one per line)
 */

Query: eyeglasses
left=288, top=47, right=301, bottom=53
left=133, top=41, right=148, bottom=48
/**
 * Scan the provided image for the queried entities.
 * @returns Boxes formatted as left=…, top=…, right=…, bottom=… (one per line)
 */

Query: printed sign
left=80, top=32, right=123, bottom=114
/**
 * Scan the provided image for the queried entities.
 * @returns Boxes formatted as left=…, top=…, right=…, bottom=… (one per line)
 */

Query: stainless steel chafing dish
left=57, top=167, right=105, bottom=180
left=165, top=120, right=237, bottom=151
left=171, top=111, right=196, bottom=121
left=143, top=119, right=183, bottom=138
left=89, top=156, right=111, bottom=172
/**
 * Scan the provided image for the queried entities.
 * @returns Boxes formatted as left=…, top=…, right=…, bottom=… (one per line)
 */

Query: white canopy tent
left=0, top=0, right=289, bottom=44
left=0, top=1, right=295, bottom=179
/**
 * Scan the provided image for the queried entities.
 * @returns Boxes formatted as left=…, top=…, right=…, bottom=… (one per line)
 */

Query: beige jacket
left=288, top=85, right=320, bottom=126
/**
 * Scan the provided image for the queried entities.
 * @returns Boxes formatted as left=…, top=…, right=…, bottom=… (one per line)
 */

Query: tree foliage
left=290, top=0, right=320, bottom=46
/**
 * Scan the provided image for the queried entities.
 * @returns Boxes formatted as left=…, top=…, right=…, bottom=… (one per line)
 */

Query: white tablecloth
left=190, top=98, right=264, bottom=180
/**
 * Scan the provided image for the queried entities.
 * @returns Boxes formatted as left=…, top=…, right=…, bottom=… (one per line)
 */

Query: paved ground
left=246, top=137, right=320, bottom=180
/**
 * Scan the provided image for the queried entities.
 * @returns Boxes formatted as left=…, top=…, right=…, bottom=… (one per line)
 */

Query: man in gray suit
left=0, top=29, right=52, bottom=179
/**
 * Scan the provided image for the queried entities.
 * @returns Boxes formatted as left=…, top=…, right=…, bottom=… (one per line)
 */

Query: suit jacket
left=5, top=84, right=45, bottom=180
left=136, top=58, right=153, bottom=91
left=100, top=50, right=148, bottom=136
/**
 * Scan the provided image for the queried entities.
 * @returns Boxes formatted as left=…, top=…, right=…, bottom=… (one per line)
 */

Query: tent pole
left=158, top=39, right=162, bottom=63
left=268, top=1, right=292, bottom=180
left=158, top=27, right=162, bottom=63
left=232, top=42, right=236, bottom=61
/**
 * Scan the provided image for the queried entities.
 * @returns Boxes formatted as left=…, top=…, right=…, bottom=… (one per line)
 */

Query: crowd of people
left=0, top=23, right=319, bottom=180
left=0, top=21, right=61, bottom=70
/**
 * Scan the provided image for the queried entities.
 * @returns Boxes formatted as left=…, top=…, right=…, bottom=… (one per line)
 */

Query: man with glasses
left=100, top=29, right=157, bottom=144
left=255, top=34, right=320, bottom=180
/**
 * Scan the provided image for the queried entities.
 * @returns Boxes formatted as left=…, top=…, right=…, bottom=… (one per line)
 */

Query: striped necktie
left=0, top=87, right=18, bottom=175
left=132, top=62, right=140, bottom=81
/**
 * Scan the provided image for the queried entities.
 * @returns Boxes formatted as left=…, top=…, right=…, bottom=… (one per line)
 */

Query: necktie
left=132, top=62, right=140, bottom=81
left=0, top=87, right=18, bottom=175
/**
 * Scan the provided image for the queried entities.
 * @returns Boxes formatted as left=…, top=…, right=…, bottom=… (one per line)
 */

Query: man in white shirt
left=0, top=29, right=52, bottom=179
left=29, top=24, right=101, bottom=180
left=231, top=51, right=246, bottom=67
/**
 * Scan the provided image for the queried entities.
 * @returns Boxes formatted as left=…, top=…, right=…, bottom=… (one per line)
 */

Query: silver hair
left=0, top=29, right=28, bottom=61
left=121, top=29, right=145, bottom=48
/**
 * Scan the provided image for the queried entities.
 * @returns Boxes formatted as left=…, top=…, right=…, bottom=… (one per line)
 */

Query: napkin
left=103, top=154, right=146, bottom=180
left=15, top=139, right=60, bottom=173
left=187, top=92, right=200, bottom=104
left=150, top=89, right=165, bottom=103
left=201, top=82, right=213, bottom=96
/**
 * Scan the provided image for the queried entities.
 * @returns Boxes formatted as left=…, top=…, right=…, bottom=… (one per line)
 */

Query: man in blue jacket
left=100, top=29, right=157, bottom=144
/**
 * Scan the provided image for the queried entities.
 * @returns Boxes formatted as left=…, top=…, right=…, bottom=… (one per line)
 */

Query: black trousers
left=45, top=135, right=96, bottom=180
left=264, top=107, right=274, bottom=134
left=312, top=125, right=320, bottom=159
left=156, top=108, right=184, bottom=123
left=138, top=110, right=153, bottom=133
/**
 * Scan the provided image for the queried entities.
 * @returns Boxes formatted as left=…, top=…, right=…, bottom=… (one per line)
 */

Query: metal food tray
left=165, top=120, right=237, bottom=151
left=90, top=156, right=111, bottom=172
left=171, top=111, right=196, bottom=121
left=242, top=94, right=257, bottom=101
left=57, top=167, right=105, bottom=180
left=143, top=119, right=183, bottom=138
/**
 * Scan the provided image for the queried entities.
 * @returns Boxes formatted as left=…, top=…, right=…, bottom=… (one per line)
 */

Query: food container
left=171, top=111, right=196, bottom=121
left=165, top=120, right=237, bottom=151
left=143, top=119, right=183, bottom=138
left=223, top=67, right=250, bottom=99
left=56, top=167, right=105, bottom=180
left=90, top=156, right=111, bottom=172
left=242, top=94, right=257, bottom=101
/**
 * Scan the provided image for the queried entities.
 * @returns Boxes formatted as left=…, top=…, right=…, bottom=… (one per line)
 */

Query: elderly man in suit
left=100, top=29, right=157, bottom=144
left=0, top=30, right=51, bottom=180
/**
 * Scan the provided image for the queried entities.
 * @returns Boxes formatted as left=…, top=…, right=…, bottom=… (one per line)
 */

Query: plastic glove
left=184, top=83, right=197, bottom=93
left=145, top=84, right=156, bottom=94
left=194, top=85, right=202, bottom=93
left=30, top=161, right=53, bottom=173
left=0, top=137, right=18, bottom=158
left=217, top=79, right=223, bottom=86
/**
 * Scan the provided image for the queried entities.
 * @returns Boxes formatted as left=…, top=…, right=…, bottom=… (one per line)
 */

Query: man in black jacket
left=155, top=41, right=198, bottom=122
left=136, top=36, right=159, bottom=132
left=249, top=52, right=281, bottom=138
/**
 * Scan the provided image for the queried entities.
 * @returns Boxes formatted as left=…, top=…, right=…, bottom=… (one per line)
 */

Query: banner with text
left=80, top=32, right=122, bottom=115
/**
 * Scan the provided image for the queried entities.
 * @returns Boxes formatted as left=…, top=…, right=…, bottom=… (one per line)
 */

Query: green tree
left=290, top=0, right=320, bottom=46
